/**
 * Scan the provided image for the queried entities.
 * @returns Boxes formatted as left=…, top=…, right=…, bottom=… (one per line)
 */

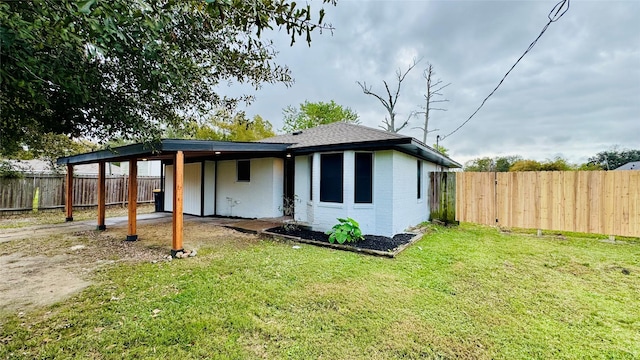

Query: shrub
left=326, top=217, right=364, bottom=244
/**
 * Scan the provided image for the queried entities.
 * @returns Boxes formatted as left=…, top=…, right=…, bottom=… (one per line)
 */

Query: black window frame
left=417, top=160, right=422, bottom=199
left=237, top=159, right=250, bottom=182
left=354, top=152, right=373, bottom=204
left=320, top=153, right=343, bottom=203
left=309, top=155, right=313, bottom=201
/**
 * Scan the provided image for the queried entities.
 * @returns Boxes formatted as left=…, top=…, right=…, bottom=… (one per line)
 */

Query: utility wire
left=440, top=0, right=570, bottom=141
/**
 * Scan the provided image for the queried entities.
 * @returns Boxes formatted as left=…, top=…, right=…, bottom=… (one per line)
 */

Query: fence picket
left=0, top=175, right=160, bottom=213
left=456, top=171, right=640, bottom=237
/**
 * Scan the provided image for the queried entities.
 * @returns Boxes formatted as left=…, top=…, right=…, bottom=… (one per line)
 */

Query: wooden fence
left=429, top=171, right=457, bottom=223
left=456, top=171, right=640, bottom=237
left=0, top=175, right=161, bottom=213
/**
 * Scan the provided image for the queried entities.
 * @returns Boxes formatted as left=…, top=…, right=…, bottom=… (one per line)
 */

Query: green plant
left=326, top=217, right=364, bottom=244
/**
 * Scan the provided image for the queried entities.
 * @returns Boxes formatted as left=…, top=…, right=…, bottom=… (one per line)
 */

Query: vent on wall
left=292, top=131, right=303, bottom=135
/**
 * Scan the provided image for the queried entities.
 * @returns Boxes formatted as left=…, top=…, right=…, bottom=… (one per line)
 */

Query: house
left=121, top=160, right=162, bottom=177
left=615, top=161, right=640, bottom=171
left=57, top=122, right=461, bottom=255
left=256, top=123, right=461, bottom=235
left=4, top=159, right=123, bottom=176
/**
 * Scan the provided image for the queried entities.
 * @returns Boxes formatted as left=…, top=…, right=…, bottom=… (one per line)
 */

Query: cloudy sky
left=228, top=0, right=639, bottom=165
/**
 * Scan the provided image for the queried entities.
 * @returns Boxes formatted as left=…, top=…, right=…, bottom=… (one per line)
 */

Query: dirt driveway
left=0, top=214, right=260, bottom=314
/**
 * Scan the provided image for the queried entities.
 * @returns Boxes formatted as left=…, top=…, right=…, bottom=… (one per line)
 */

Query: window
left=417, top=160, right=422, bottom=199
left=355, top=153, right=373, bottom=203
left=237, top=160, right=250, bottom=182
left=320, top=153, right=343, bottom=203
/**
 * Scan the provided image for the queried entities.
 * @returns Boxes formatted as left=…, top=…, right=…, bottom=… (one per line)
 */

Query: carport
left=57, top=140, right=290, bottom=256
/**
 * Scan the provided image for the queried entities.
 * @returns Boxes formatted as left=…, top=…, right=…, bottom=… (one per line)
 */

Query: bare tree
left=357, top=58, right=421, bottom=133
left=415, top=64, right=450, bottom=143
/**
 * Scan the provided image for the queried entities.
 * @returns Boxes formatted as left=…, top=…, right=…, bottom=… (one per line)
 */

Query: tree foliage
left=464, top=155, right=522, bottom=172
left=587, top=148, right=640, bottom=170
left=281, top=100, right=359, bottom=133
left=6, top=133, right=97, bottom=162
left=432, top=144, right=449, bottom=157
left=169, top=110, right=275, bottom=142
left=0, top=0, right=336, bottom=156
left=508, top=157, right=574, bottom=172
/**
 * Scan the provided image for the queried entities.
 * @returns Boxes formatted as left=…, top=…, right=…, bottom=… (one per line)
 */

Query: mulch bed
left=265, top=226, right=416, bottom=253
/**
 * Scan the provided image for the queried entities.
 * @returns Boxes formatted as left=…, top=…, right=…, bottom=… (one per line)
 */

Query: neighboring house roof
left=259, top=122, right=461, bottom=168
left=6, top=159, right=123, bottom=175
left=615, top=161, right=640, bottom=170
left=57, top=123, right=461, bottom=168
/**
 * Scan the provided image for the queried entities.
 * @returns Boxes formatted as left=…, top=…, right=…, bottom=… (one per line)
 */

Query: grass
left=0, top=204, right=155, bottom=229
left=1, top=223, right=639, bottom=359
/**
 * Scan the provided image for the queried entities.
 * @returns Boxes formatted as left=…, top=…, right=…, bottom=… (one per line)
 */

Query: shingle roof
left=615, top=161, right=640, bottom=170
left=258, top=122, right=461, bottom=168
left=258, top=122, right=409, bottom=148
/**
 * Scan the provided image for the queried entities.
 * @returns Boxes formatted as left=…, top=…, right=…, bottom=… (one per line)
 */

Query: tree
left=357, top=58, right=420, bottom=133
left=168, top=110, right=275, bottom=142
left=464, top=155, right=522, bottom=172
left=509, top=160, right=543, bottom=172
left=587, top=147, right=640, bottom=170
left=577, top=163, right=604, bottom=171
left=432, top=144, right=449, bottom=157
left=509, top=157, right=575, bottom=172
left=0, top=0, right=336, bottom=156
left=464, top=157, right=496, bottom=172
left=281, top=100, right=359, bottom=133
left=416, top=64, right=450, bottom=143
left=6, top=133, right=97, bottom=162
left=209, top=113, right=275, bottom=142
left=495, top=155, right=522, bottom=172
left=539, top=157, right=574, bottom=171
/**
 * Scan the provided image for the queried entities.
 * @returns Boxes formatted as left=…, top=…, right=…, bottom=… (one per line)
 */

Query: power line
left=440, top=0, right=570, bottom=141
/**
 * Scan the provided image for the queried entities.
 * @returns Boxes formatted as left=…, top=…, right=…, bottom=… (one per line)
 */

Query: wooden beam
left=65, top=164, right=74, bottom=221
left=97, top=162, right=106, bottom=230
left=172, top=151, right=184, bottom=256
left=126, top=160, right=138, bottom=241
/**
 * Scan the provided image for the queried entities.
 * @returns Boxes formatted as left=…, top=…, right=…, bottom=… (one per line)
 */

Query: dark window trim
left=320, top=152, right=344, bottom=203
left=237, top=159, right=250, bottom=182
left=417, top=160, right=422, bottom=199
left=309, top=155, right=313, bottom=201
left=354, top=152, right=373, bottom=204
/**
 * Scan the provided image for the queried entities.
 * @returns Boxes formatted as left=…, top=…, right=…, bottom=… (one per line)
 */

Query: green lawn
left=2, top=224, right=638, bottom=359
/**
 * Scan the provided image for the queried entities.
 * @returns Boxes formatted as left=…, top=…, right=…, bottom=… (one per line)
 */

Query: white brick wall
left=216, top=158, right=283, bottom=218
left=390, top=152, right=427, bottom=234
left=294, top=149, right=442, bottom=237
left=293, top=155, right=311, bottom=223
left=165, top=158, right=283, bottom=219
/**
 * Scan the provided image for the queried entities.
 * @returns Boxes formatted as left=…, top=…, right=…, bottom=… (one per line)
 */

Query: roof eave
left=288, top=138, right=412, bottom=154
left=400, top=140, right=462, bottom=168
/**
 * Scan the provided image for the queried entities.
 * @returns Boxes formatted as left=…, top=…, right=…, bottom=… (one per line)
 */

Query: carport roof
left=57, top=139, right=291, bottom=165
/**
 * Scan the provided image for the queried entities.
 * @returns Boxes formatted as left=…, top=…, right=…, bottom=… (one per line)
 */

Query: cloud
left=227, top=0, right=640, bottom=164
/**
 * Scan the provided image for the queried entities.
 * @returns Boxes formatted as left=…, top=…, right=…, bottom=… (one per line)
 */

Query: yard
left=0, top=214, right=638, bottom=359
